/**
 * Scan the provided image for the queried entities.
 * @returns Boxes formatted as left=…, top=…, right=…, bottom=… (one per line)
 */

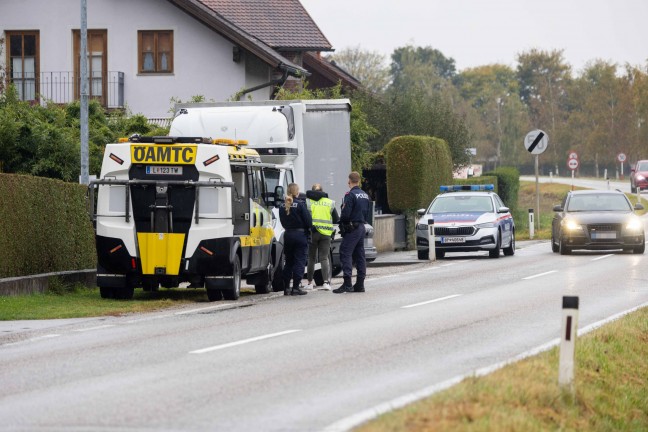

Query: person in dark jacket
left=333, top=172, right=371, bottom=294
left=304, top=184, right=340, bottom=291
left=279, top=183, right=312, bottom=296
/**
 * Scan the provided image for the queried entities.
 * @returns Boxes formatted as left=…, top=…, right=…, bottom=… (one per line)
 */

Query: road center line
left=401, top=294, right=462, bottom=309
left=522, top=270, right=557, bottom=280
left=189, top=329, right=302, bottom=354
left=591, top=254, right=613, bottom=261
left=4, top=334, right=60, bottom=347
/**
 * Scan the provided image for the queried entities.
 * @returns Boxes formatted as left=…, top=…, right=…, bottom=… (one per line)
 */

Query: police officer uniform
left=279, top=195, right=312, bottom=296
left=333, top=181, right=371, bottom=293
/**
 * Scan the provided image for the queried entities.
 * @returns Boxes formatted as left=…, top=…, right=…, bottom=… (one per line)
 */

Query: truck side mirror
left=274, top=186, right=285, bottom=206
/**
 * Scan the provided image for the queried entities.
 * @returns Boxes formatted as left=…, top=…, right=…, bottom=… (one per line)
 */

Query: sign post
left=567, top=152, right=579, bottom=191
left=617, top=153, right=626, bottom=180
left=524, top=130, right=548, bottom=232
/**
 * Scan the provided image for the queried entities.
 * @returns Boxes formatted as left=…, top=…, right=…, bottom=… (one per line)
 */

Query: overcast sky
left=301, top=0, right=648, bottom=74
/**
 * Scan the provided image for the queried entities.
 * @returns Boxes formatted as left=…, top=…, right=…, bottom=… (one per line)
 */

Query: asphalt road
left=2, top=232, right=647, bottom=431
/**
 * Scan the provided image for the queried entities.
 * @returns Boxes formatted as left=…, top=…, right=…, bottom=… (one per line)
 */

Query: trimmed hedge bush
left=453, top=176, right=499, bottom=192
left=0, top=174, right=96, bottom=278
left=385, top=135, right=453, bottom=212
left=483, top=167, right=520, bottom=211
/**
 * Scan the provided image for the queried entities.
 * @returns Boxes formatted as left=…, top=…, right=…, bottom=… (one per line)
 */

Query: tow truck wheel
left=222, top=256, right=241, bottom=300
left=489, top=231, right=502, bottom=258
left=99, top=287, right=114, bottom=299
left=206, top=287, right=223, bottom=302
left=113, top=286, right=134, bottom=300
left=255, top=261, right=274, bottom=294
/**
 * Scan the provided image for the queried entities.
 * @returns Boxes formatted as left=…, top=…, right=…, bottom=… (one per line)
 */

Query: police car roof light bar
left=440, top=184, right=494, bottom=192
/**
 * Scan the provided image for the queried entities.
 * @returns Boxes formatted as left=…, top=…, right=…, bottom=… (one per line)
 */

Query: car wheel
left=272, top=252, right=285, bottom=292
left=436, top=249, right=445, bottom=259
left=633, top=242, right=645, bottom=254
left=113, top=286, right=134, bottom=300
left=559, top=236, right=572, bottom=255
left=255, top=261, right=273, bottom=294
left=331, top=265, right=342, bottom=277
left=551, top=235, right=559, bottom=253
left=503, top=230, right=515, bottom=256
left=417, top=249, right=429, bottom=260
left=489, top=231, right=501, bottom=258
left=99, top=286, right=114, bottom=299
left=206, top=287, right=223, bottom=302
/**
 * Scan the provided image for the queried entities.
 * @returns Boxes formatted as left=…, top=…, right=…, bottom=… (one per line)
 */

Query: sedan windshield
left=566, top=194, right=631, bottom=212
left=636, top=162, right=648, bottom=171
left=430, top=195, right=493, bottom=213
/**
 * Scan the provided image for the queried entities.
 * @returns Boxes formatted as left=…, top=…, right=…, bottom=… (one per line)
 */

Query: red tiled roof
left=199, top=0, right=332, bottom=51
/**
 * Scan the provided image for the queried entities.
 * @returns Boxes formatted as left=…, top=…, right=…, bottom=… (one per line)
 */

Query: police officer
left=304, top=184, right=340, bottom=291
left=333, top=172, right=371, bottom=294
left=279, top=183, right=312, bottom=296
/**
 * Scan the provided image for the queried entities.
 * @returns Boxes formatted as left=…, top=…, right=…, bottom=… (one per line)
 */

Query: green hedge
left=483, top=167, right=520, bottom=211
left=0, top=174, right=96, bottom=278
left=385, top=135, right=453, bottom=212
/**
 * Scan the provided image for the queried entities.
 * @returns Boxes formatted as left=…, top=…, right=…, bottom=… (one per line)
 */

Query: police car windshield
left=566, top=194, right=632, bottom=212
left=430, top=195, right=493, bottom=213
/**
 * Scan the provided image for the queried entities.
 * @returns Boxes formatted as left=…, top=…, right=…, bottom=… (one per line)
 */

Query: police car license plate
left=442, top=237, right=465, bottom=244
left=591, top=231, right=616, bottom=240
left=146, top=166, right=183, bottom=175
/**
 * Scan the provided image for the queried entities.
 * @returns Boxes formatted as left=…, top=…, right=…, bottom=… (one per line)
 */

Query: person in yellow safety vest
left=304, top=184, right=340, bottom=291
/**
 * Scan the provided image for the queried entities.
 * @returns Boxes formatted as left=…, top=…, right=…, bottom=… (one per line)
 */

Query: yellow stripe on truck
left=131, top=144, right=197, bottom=165
left=137, top=232, right=185, bottom=276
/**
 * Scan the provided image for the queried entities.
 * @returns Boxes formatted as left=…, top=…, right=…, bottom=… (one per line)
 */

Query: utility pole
left=80, top=0, right=89, bottom=184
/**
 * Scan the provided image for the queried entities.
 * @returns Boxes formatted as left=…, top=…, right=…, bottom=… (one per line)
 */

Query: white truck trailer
left=169, top=100, right=377, bottom=280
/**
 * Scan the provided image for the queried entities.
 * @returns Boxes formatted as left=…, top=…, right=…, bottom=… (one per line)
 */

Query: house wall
left=0, top=0, right=272, bottom=118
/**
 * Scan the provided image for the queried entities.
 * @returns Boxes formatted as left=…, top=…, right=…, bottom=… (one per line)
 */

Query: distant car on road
left=551, top=189, right=645, bottom=255
left=415, top=185, right=515, bottom=259
left=630, top=160, right=648, bottom=193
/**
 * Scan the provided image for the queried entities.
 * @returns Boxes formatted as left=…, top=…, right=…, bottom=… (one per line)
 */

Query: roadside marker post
left=427, top=219, right=436, bottom=261
left=528, top=209, right=534, bottom=239
left=559, top=296, right=579, bottom=393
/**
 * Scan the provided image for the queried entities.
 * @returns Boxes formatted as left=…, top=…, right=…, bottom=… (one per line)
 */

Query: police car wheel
left=417, top=249, right=429, bottom=260
left=222, top=256, right=241, bottom=300
left=489, top=231, right=501, bottom=258
left=503, top=231, right=515, bottom=256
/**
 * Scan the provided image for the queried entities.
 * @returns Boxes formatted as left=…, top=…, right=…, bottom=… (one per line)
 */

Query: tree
left=516, top=49, right=572, bottom=169
left=327, top=45, right=390, bottom=93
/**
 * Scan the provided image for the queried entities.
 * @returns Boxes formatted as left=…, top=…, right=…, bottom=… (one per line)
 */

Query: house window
left=6, top=31, right=39, bottom=101
left=138, top=31, right=173, bottom=74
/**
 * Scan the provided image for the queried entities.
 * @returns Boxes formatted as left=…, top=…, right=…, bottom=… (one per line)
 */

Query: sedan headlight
left=625, top=218, right=643, bottom=232
left=562, top=219, right=582, bottom=231
left=636, top=174, right=646, bottom=181
left=476, top=222, right=496, bottom=229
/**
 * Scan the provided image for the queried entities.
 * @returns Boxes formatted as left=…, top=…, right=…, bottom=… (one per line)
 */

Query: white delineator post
left=528, top=209, right=534, bottom=240
left=559, top=296, right=579, bottom=393
left=427, top=218, right=436, bottom=261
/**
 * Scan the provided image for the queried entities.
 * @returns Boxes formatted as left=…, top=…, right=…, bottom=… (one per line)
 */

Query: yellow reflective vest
left=308, top=197, right=335, bottom=236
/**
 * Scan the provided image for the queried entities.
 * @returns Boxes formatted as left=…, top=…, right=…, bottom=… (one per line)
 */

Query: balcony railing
left=1, top=71, right=125, bottom=109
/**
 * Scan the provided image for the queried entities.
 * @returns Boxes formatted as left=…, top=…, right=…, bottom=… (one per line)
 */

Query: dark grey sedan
left=551, top=190, right=645, bottom=254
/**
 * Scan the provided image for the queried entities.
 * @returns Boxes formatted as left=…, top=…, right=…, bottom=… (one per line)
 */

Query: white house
left=0, top=0, right=359, bottom=119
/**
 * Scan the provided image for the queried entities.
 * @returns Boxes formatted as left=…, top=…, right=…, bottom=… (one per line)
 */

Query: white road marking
left=522, top=270, right=558, bottom=280
left=174, top=304, right=235, bottom=315
left=189, top=329, right=302, bottom=354
left=591, top=254, right=613, bottom=261
left=4, top=334, right=60, bottom=347
left=73, top=325, right=115, bottom=332
left=323, top=300, right=648, bottom=432
left=401, top=294, right=462, bottom=309
left=401, top=270, right=422, bottom=275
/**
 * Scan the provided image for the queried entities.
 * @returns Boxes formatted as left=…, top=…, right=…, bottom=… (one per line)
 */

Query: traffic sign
left=617, top=153, right=626, bottom=163
left=568, top=151, right=578, bottom=160
left=567, top=158, right=579, bottom=171
left=524, top=129, right=548, bottom=155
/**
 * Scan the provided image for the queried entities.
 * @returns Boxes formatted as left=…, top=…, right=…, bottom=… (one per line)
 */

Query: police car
left=415, top=185, right=515, bottom=259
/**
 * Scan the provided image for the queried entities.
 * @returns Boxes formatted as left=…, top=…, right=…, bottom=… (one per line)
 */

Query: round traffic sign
left=567, top=158, right=579, bottom=171
left=617, top=153, right=626, bottom=162
left=524, top=129, right=548, bottom=155
left=568, top=151, right=578, bottom=160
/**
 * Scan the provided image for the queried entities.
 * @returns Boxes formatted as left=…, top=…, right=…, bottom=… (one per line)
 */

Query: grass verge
left=357, top=307, right=648, bottom=432
left=0, top=278, right=260, bottom=320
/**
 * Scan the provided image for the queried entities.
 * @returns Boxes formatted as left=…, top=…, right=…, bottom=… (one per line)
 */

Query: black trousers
left=283, top=230, right=308, bottom=290
left=340, top=223, right=366, bottom=284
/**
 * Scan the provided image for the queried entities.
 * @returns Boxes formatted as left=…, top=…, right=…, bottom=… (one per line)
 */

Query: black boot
left=333, top=277, right=353, bottom=294
left=353, top=277, right=365, bottom=293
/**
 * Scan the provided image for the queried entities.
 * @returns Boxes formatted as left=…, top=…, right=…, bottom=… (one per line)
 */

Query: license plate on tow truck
left=442, top=237, right=465, bottom=244
left=146, top=166, right=183, bottom=175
